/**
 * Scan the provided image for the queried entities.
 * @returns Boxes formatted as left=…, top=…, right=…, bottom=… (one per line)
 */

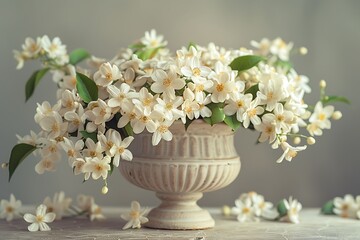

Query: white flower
left=276, top=142, right=307, bottom=163
left=251, top=38, right=271, bottom=56
left=333, top=194, right=358, bottom=218
left=60, top=89, right=79, bottom=114
left=83, top=156, right=111, bottom=180
left=224, top=93, right=253, bottom=122
left=43, top=191, right=72, bottom=220
left=154, top=96, right=184, bottom=121
left=151, top=69, right=185, bottom=99
left=152, top=120, right=173, bottom=145
left=39, top=113, right=68, bottom=139
left=210, top=72, right=236, bottom=103
left=255, top=116, right=277, bottom=144
left=309, top=101, right=334, bottom=129
left=83, top=138, right=105, bottom=159
left=109, top=132, right=134, bottom=167
left=141, top=29, right=167, bottom=48
left=258, top=72, right=289, bottom=111
left=77, top=194, right=93, bottom=212
left=41, top=35, right=67, bottom=59
left=280, top=197, right=302, bottom=224
left=61, top=65, right=77, bottom=90
left=0, top=194, right=22, bottom=222
left=131, top=105, right=157, bottom=134
left=188, top=76, right=214, bottom=98
left=181, top=56, right=212, bottom=81
left=107, top=83, right=138, bottom=109
left=22, top=37, right=42, bottom=58
left=13, top=50, right=25, bottom=69
left=24, top=204, right=56, bottom=232
left=89, top=199, right=105, bottom=221
left=121, top=201, right=149, bottom=230
left=181, top=88, right=200, bottom=122
left=270, top=38, right=293, bottom=61
left=71, top=158, right=89, bottom=179
left=34, top=101, right=61, bottom=123
left=85, top=99, right=112, bottom=125
left=16, top=130, right=41, bottom=146
left=232, top=198, right=259, bottom=223
left=94, top=62, right=122, bottom=87
left=194, top=93, right=212, bottom=119
left=64, top=105, right=86, bottom=133
left=35, top=156, right=58, bottom=174
left=133, top=87, right=157, bottom=115
left=60, top=138, right=84, bottom=160
left=262, top=103, right=293, bottom=134
left=242, top=97, right=264, bottom=128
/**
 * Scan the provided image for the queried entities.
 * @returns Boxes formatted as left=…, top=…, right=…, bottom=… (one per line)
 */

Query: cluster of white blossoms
left=0, top=192, right=104, bottom=232
left=12, top=30, right=345, bottom=188
left=322, top=194, right=360, bottom=220
left=223, top=191, right=302, bottom=224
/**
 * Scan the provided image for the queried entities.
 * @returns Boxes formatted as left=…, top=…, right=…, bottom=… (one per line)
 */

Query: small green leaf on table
left=277, top=200, right=288, bottom=217
left=8, top=143, right=37, bottom=181
left=321, top=200, right=335, bottom=215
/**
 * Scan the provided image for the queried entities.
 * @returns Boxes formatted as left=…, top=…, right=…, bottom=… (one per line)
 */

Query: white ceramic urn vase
left=119, top=120, right=241, bottom=230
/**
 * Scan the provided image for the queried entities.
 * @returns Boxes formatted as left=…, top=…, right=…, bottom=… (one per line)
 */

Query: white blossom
left=121, top=201, right=149, bottom=230
left=0, top=194, right=22, bottom=222
left=24, top=204, right=56, bottom=232
left=43, top=191, right=72, bottom=220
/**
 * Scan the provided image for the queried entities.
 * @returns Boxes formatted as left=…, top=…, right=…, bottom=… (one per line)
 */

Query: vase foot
left=145, top=192, right=215, bottom=230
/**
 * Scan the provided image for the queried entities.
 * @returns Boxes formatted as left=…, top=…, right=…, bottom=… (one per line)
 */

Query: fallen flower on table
left=322, top=194, right=360, bottom=219
left=277, top=196, right=302, bottom=224
left=223, top=192, right=303, bottom=223
left=89, top=198, right=105, bottom=221
left=121, top=201, right=149, bottom=230
left=43, top=191, right=72, bottom=220
left=23, top=204, right=56, bottom=232
left=0, top=194, right=22, bottom=222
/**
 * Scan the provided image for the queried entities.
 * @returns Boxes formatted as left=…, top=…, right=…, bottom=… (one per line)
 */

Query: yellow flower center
left=130, top=210, right=140, bottom=219
left=5, top=206, right=14, bottom=213
left=192, top=67, right=201, bottom=76
left=195, top=84, right=204, bottom=92
left=163, top=78, right=172, bottom=87
left=118, top=147, right=125, bottom=154
left=95, top=164, right=103, bottom=172
left=143, top=98, right=152, bottom=106
left=68, top=149, right=75, bottom=157
left=52, top=123, right=60, bottom=132
left=158, top=125, right=168, bottom=133
left=242, top=207, right=250, bottom=214
left=277, top=115, right=285, bottom=122
left=237, top=100, right=244, bottom=108
left=90, top=151, right=97, bottom=157
left=248, top=109, right=257, bottom=118
left=36, top=215, right=44, bottom=223
left=318, top=113, right=326, bottom=121
left=105, top=73, right=112, bottom=80
left=216, top=83, right=224, bottom=92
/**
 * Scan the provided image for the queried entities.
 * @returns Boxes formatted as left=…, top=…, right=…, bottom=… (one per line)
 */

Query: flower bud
left=332, top=111, right=342, bottom=120
left=293, top=137, right=301, bottom=145
left=307, top=137, right=316, bottom=145
left=1, top=163, right=8, bottom=169
left=319, top=80, right=327, bottom=88
left=300, top=47, right=308, bottom=55
left=221, top=205, right=231, bottom=217
left=101, top=186, right=108, bottom=195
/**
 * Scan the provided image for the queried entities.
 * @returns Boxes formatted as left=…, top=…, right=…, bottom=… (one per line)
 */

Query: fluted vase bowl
left=119, top=120, right=241, bottom=230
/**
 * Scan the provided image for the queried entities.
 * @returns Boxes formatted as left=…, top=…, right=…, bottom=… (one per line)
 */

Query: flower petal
left=28, top=223, right=40, bottom=232
left=23, top=213, right=36, bottom=223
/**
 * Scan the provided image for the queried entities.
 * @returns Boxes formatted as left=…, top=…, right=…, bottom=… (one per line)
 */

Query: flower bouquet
left=6, top=30, right=347, bottom=228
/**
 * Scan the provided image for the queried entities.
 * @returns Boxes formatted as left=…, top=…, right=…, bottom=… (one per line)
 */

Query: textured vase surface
left=120, top=120, right=241, bottom=230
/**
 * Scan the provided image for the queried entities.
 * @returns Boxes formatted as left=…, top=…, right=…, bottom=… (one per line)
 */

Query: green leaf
left=25, top=68, right=50, bottom=101
left=129, top=43, right=146, bottom=50
left=274, top=60, right=293, bottom=71
left=322, top=96, right=350, bottom=105
left=245, top=84, right=259, bottom=99
left=187, top=42, right=197, bottom=50
left=80, top=130, right=98, bottom=142
left=69, top=48, right=91, bottom=65
left=203, top=103, right=225, bottom=125
left=76, top=72, right=98, bottom=103
left=124, top=123, right=133, bottom=137
left=229, top=55, right=265, bottom=72
left=136, top=47, right=161, bottom=61
left=277, top=200, right=288, bottom=217
left=321, top=200, right=335, bottom=215
left=8, top=143, right=37, bottom=181
left=224, top=115, right=241, bottom=131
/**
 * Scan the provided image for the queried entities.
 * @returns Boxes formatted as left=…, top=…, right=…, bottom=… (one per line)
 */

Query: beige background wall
left=0, top=0, right=359, bottom=207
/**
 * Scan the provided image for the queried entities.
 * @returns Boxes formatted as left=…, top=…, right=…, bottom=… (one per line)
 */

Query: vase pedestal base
left=145, top=192, right=215, bottom=230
